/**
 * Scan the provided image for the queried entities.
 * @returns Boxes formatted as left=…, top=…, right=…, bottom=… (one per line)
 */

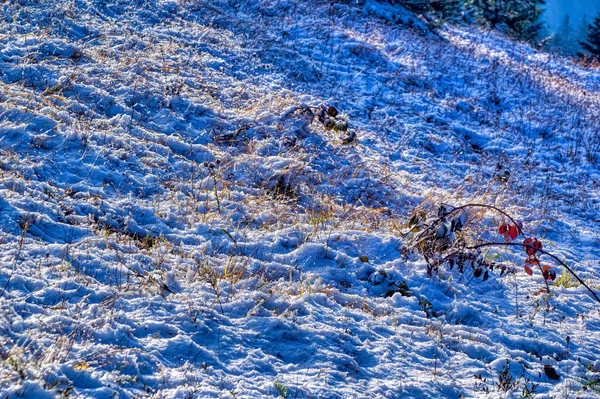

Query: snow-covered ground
left=1, top=1, right=599, bottom=398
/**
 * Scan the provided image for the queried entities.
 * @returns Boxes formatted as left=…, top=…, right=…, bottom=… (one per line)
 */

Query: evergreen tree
left=391, top=0, right=468, bottom=21
left=473, top=0, right=546, bottom=41
left=551, top=14, right=576, bottom=54
left=580, top=13, right=600, bottom=60
left=577, top=14, right=589, bottom=43
left=535, top=21, right=552, bottom=50
left=386, top=0, right=545, bottom=41
left=431, top=0, right=468, bottom=21
left=573, top=14, right=589, bottom=57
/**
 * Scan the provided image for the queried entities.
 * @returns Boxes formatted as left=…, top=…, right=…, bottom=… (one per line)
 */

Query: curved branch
left=466, top=242, right=600, bottom=305
left=414, top=203, right=524, bottom=241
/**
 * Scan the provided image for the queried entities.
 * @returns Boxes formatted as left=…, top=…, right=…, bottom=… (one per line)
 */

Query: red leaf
left=523, top=238, right=533, bottom=255
left=508, top=225, right=519, bottom=240
left=526, top=248, right=535, bottom=256
left=541, top=265, right=556, bottom=280
left=523, top=238, right=541, bottom=256
left=524, top=265, right=533, bottom=276
left=499, top=223, right=508, bottom=235
left=525, top=256, right=539, bottom=265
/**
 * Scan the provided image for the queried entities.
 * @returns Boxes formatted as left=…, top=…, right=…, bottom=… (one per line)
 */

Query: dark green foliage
left=550, top=14, right=578, bottom=55
left=472, top=0, right=546, bottom=41
left=429, top=0, right=466, bottom=20
left=577, top=14, right=589, bottom=47
left=580, top=13, right=600, bottom=60
left=390, top=0, right=467, bottom=20
left=385, top=0, right=545, bottom=43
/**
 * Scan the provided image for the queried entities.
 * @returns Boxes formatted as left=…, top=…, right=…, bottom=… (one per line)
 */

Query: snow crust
left=0, top=0, right=599, bottom=397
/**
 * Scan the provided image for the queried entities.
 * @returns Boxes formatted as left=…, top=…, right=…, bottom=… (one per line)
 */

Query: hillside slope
left=1, top=1, right=599, bottom=398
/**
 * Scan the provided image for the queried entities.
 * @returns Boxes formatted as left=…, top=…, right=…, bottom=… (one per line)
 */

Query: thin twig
left=415, top=203, right=525, bottom=242
left=0, top=221, right=29, bottom=298
left=466, top=242, right=600, bottom=305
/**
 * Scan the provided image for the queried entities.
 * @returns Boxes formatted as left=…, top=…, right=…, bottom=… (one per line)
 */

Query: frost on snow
left=0, top=1, right=599, bottom=398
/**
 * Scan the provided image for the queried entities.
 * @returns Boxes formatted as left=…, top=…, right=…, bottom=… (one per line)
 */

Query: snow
left=0, top=0, right=599, bottom=398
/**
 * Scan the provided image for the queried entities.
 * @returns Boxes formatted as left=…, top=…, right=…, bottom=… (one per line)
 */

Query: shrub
left=404, top=203, right=600, bottom=304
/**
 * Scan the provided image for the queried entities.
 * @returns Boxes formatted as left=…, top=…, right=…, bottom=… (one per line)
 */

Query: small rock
left=543, top=365, right=560, bottom=380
